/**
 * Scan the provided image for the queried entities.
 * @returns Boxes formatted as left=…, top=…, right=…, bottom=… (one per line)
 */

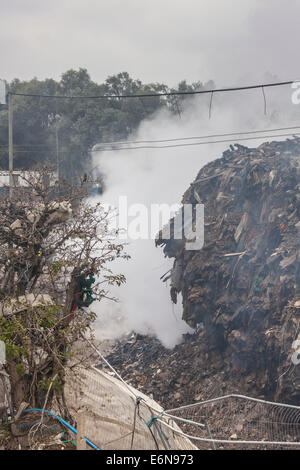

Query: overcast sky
left=1, top=0, right=300, bottom=87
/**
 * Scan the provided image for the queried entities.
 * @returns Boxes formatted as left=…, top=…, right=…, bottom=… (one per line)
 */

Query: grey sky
left=1, top=0, right=300, bottom=87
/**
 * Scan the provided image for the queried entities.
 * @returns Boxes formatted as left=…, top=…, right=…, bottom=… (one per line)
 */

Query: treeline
left=0, top=69, right=213, bottom=181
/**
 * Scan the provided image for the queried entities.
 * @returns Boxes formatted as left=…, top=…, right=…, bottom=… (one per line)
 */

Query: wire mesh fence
left=64, top=366, right=197, bottom=450
left=164, top=394, right=300, bottom=449
left=64, top=342, right=300, bottom=450
left=65, top=362, right=300, bottom=450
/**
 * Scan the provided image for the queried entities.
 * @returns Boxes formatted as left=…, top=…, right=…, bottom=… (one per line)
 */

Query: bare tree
left=0, top=170, right=127, bottom=416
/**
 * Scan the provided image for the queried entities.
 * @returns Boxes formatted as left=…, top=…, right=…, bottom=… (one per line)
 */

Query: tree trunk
left=7, top=360, right=30, bottom=413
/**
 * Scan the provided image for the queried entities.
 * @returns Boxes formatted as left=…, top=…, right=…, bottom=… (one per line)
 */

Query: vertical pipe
left=55, top=117, right=59, bottom=182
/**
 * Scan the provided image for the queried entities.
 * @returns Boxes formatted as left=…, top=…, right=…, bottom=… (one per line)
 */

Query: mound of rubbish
left=155, top=138, right=300, bottom=403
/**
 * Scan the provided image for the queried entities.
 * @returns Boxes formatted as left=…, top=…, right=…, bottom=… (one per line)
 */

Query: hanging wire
left=209, top=90, right=214, bottom=119
left=262, top=85, right=267, bottom=115
left=9, top=79, right=295, bottom=100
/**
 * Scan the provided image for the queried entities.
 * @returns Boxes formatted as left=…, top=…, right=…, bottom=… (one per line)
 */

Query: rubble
left=106, top=138, right=300, bottom=414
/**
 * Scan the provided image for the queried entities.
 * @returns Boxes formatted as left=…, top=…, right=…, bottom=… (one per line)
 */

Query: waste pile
left=107, top=138, right=300, bottom=411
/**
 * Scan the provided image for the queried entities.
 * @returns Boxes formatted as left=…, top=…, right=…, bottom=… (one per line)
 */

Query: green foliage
left=15, top=363, right=25, bottom=377
left=0, top=174, right=128, bottom=412
left=39, top=376, right=63, bottom=392
left=0, top=69, right=213, bottom=180
left=0, top=317, right=29, bottom=361
left=48, top=260, right=65, bottom=276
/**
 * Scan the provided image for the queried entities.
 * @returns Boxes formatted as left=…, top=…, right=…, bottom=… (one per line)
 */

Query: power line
left=1, top=128, right=300, bottom=157
left=8, top=79, right=296, bottom=100
left=1, top=132, right=300, bottom=157
left=12, top=150, right=57, bottom=154
left=92, top=132, right=300, bottom=152
left=2, top=124, right=300, bottom=152
left=0, top=144, right=56, bottom=148
left=95, top=125, right=300, bottom=147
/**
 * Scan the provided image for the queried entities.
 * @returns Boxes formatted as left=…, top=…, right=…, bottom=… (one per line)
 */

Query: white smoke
left=91, top=81, right=298, bottom=348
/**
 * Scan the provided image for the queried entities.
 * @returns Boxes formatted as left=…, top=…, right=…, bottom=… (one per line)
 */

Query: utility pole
left=55, top=115, right=59, bottom=182
left=8, top=92, right=13, bottom=198
left=55, top=93, right=60, bottom=185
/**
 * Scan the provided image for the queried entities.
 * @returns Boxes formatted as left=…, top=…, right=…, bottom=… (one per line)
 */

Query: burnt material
left=154, top=138, right=300, bottom=403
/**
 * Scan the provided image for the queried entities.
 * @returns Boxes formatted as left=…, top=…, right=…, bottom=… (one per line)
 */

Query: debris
left=93, top=138, right=300, bottom=449
left=224, top=252, right=247, bottom=257
left=234, top=213, right=249, bottom=243
left=153, top=138, right=300, bottom=404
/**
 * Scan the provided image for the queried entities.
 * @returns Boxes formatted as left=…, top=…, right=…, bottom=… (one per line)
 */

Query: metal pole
left=8, top=92, right=13, bottom=198
left=55, top=116, right=59, bottom=182
left=55, top=95, right=60, bottom=184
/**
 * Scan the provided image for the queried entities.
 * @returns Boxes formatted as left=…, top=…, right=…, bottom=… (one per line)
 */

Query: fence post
left=76, top=408, right=87, bottom=450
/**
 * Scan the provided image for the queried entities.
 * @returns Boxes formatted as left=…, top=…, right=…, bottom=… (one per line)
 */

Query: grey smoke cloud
left=91, top=81, right=298, bottom=348
left=1, top=0, right=300, bottom=86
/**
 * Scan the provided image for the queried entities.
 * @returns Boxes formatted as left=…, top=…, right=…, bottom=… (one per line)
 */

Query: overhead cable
left=8, top=80, right=295, bottom=100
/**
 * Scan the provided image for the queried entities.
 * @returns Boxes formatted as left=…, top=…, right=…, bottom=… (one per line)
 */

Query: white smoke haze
left=91, top=82, right=298, bottom=348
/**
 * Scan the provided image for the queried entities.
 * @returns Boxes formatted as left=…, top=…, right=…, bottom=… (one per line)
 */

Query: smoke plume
left=91, top=81, right=298, bottom=348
